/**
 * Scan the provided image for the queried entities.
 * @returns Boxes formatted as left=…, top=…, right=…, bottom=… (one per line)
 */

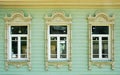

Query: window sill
left=48, top=59, right=70, bottom=62
left=8, top=59, right=29, bottom=61
left=91, top=60, right=112, bottom=62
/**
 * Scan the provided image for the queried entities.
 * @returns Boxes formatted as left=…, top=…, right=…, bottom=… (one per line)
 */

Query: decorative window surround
left=45, top=12, right=72, bottom=71
left=4, top=11, right=32, bottom=70
left=88, top=12, right=114, bottom=70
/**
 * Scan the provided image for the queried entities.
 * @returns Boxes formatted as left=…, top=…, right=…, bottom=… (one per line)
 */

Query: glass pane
left=92, top=26, right=109, bottom=34
left=102, top=37, right=108, bottom=58
left=11, top=26, right=27, bottom=34
left=51, top=37, right=57, bottom=40
left=50, top=37, right=57, bottom=58
left=11, top=37, right=18, bottom=58
left=93, top=37, right=99, bottom=58
left=21, top=37, right=27, bottom=58
left=21, top=37, right=27, bottom=40
left=60, top=37, right=67, bottom=58
left=50, top=26, right=67, bottom=34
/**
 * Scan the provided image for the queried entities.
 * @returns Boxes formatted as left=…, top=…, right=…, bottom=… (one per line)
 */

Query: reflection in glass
left=11, top=37, right=18, bottom=58
left=93, top=37, right=99, bottom=58
left=92, top=26, right=109, bottom=34
left=102, top=37, right=108, bottom=58
left=50, top=37, right=57, bottom=58
left=50, top=26, right=67, bottom=34
left=60, top=37, right=67, bottom=58
left=21, top=37, right=27, bottom=58
left=11, top=26, right=27, bottom=34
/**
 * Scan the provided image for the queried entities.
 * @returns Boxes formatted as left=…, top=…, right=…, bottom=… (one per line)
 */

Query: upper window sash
left=11, top=26, right=28, bottom=34
left=92, top=26, right=109, bottom=34
left=49, top=26, right=68, bottom=34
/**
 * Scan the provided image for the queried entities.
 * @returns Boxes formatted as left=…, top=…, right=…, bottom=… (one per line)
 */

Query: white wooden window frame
left=48, top=26, right=69, bottom=61
left=8, top=26, right=29, bottom=60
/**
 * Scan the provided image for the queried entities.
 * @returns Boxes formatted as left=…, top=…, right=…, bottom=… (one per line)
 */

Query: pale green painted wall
left=0, top=9, right=120, bottom=75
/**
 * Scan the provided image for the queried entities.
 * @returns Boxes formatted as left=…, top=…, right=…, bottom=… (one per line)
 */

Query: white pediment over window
left=95, top=13, right=108, bottom=22
left=11, top=14, right=25, bottom=22
left=88, top=12, right=114, bottom=24
left=4, top=11, right=32, bottom=24
left=45, top=12, right=72, bottom=24
left=52, top=17, right=65, bottom=22
left=95, top=16, right=107, bottom=22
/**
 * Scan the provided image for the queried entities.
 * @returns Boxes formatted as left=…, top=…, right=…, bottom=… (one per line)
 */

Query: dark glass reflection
left=60, top=37, right=67, bottom=58
left=93, top=37, right=99, bottom=58
left=50, top=37, right=57, bottom=58
left=11, top=26, right=27, bottom=34
left=92, top=26, right=109, bottom=34
left=102, top=37, right=108, bottom=58
left=50, top=26, right=67, bottom=34
left=11, top=37, right=18, bottom=58
left=21, top=37, right=27, bottom=58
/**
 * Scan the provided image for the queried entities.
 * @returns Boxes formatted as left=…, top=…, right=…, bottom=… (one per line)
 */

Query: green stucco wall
left=0, top=9, right=120, bottom=75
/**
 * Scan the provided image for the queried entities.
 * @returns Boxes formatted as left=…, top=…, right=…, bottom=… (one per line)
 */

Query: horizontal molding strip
left=0, top=1, right=120, bottom=8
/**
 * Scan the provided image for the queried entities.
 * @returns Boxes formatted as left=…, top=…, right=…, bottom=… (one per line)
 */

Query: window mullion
left=99, top=36, right=102, bottom=59
left=18, top=36, right=21, bottom=59
left=57, top=36, right=60, bottom=59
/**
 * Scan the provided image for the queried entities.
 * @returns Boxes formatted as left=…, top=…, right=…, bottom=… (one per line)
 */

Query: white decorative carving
left=95, top=17, right=106, bottom=22
left=4, top=11, right=32, bottom=70
left=45, top=12, right=72, bottom=24
left=4, top=11, right=32, bottom=24
left=88, top=12, right=114, bottom=25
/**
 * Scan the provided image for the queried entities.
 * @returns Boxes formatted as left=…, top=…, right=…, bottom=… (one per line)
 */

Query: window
left=45, top=12, right=72, bottom=70
left=9, top=26, right=28, bottom=60
left=48, top=26, right=68, bottom=60
left=4, top=12, right=32, bottom=70
left=88, top=12, right=114, bottom=70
